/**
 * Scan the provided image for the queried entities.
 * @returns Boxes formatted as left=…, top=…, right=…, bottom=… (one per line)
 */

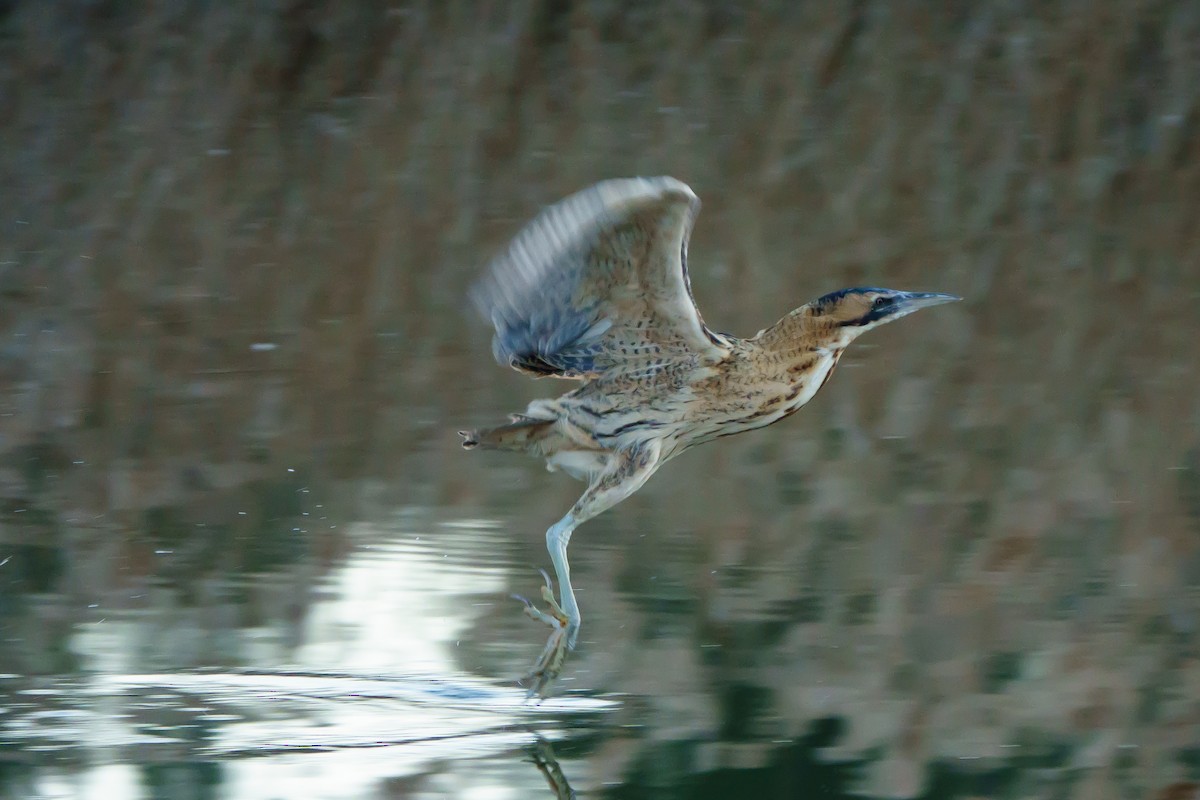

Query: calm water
left=5, top=437, right=1186, bottom=800
left=0, top=456, right=967, bottom=800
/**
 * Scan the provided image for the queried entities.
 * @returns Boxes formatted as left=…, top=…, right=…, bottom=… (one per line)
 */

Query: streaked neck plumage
left=739, top=304, right=859, bottom=418
left=752, top=304, right=857, bottom=358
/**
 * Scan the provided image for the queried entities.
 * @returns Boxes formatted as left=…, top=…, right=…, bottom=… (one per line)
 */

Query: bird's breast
left=710, top=348, right=844, bottom=429
left=778, top=348, right=843, bottom=413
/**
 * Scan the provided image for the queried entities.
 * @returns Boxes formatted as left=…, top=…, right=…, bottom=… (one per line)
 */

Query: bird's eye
left=872, top=297, right=889, bottom=310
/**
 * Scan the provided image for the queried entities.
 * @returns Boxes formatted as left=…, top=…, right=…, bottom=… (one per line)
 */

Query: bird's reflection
left=527, top=733, right=577, bottom=800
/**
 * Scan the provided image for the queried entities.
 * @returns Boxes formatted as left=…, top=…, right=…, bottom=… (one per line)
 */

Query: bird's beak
left=897, top=291, right=961, bottom=311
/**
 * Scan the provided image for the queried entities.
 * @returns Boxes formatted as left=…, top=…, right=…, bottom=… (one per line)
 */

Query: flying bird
left=463, top=177, right=959, bottom=696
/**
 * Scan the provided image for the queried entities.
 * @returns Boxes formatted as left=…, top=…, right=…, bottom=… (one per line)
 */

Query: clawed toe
left=513, top=571, right=569, bottom=629
left=514, top=571, right=575, bottom=698
left=513, top=592, right=561, bottom=628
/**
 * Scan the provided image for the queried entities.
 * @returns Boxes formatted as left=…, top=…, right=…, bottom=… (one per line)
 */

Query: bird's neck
left=753, top=305, right=849, bottom=358
left=740, top=307, right=850, bottom=415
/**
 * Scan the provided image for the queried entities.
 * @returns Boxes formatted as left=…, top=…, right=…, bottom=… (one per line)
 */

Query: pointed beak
left=897, top=291, right=961, bottom=311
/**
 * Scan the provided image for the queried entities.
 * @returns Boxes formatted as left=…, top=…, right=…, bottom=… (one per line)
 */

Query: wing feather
left=470, top=177, right=726, bottom=380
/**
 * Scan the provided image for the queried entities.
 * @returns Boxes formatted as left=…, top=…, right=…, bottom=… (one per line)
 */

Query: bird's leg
left=515, top=517, right=577, bottom=698
left=517, top=441, right=662, bottom=697
left=547, top=515, right=581, bottom=648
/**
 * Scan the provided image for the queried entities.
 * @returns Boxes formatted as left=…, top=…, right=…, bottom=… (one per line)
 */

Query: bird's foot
left=512, top=571, right=577, bottom=698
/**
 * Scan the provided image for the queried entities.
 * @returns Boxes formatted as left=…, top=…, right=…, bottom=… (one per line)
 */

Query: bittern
left=462, top=177, right=959, bottom=696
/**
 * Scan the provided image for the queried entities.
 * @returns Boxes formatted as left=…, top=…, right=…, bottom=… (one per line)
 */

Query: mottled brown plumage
left=463, top=177, right=959, bottom=696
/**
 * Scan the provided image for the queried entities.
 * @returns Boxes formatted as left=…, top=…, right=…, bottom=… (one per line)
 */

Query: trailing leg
left=518, top=441, right=662, bottom=696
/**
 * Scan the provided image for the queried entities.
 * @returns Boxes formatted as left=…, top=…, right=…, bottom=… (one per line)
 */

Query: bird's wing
left=470, top=177, right=728, bottom=380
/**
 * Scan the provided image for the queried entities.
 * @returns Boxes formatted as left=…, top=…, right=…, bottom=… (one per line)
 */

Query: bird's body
left=463, top=177, right=959, bottom=695
left=483, top=327, right=843, bottom=473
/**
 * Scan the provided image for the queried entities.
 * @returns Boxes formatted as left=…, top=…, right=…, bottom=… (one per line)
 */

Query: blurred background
left=2, top=1, right=1199, bottom=798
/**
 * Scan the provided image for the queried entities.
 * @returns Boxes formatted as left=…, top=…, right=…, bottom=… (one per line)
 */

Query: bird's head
left=810, top=287, right=960, bottom=340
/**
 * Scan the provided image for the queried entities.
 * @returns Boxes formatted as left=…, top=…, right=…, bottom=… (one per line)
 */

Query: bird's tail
left=459, top=415, right=556, bottom=453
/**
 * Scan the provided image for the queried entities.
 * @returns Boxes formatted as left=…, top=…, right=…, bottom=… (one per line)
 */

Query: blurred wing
left=470, top=177, right=727, bottom=380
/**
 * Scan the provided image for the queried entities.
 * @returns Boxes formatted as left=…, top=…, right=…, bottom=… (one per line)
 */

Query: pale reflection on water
left=1, top=511, right=615, bottom=800
left=295, top=516, right=510, bottom=673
